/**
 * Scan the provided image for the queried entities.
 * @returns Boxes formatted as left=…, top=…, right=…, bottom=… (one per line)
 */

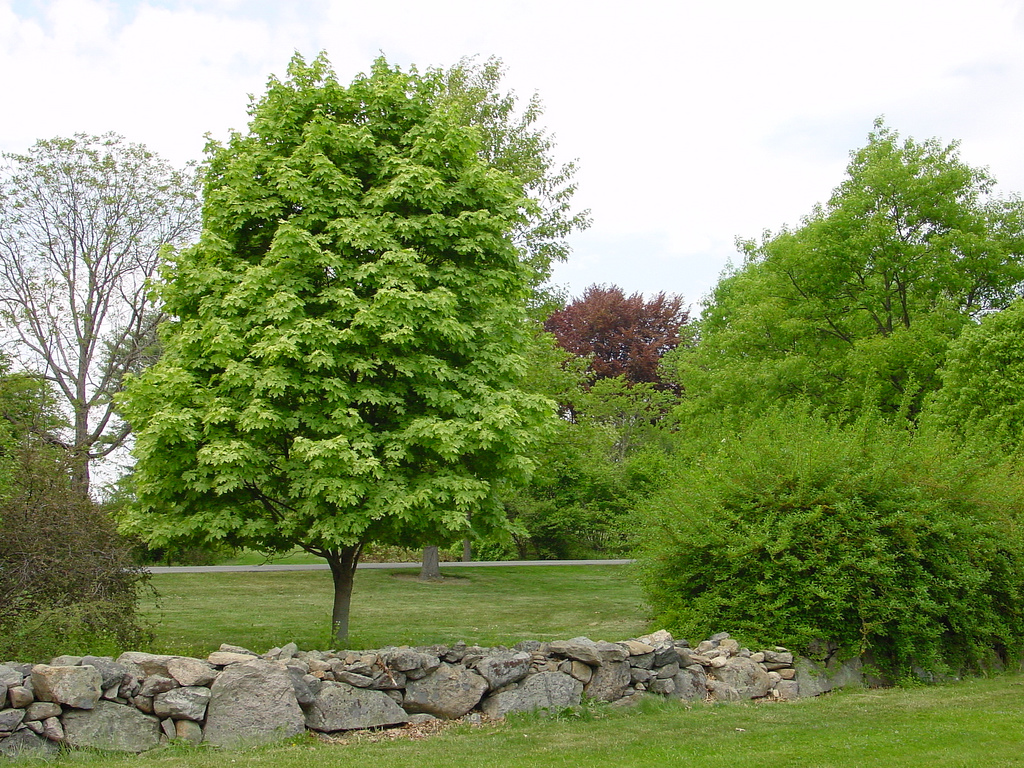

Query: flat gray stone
left=25, top=701, right=61, bottom=721
left=304, top=682, right=409, bottom=732
left=480, top=671, right=583, bottom=718
left=166, top=657, right=217, bottom=687
left=775, top=679, right=800, bottom=700
left=208, top=651, right=258, bottom=667
left=403, top=663, right=487, bottom=719
left=203, top=659, right=305, bottom=748
left=153, top=686, right=211, bottom=721
left=139, top=674, right=178, bottom=697
left=31, top=664, right=102, bottom=709
left=43, top=715, right=64, bottom=742
left=0, top=709, right=25, bottom=731
left=473, top=652, right=532, bottom=690
left=595, top=641, right=629, bottom=663
left=62, top=700, right=162, bottom=753
left=548, top=637, right=602, bottom=665
left=707, top=679, right=741, bottom=701
left=116, top=652, right=176, bottom=677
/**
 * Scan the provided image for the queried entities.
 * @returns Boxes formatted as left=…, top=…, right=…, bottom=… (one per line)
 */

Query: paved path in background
left=147, top=559, right=635, bottom=574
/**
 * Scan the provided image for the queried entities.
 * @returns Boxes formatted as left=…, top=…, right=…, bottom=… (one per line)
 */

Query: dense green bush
left=0, top=445, right=151, bottom=661
left=637, top=405, right=1024, bottom=678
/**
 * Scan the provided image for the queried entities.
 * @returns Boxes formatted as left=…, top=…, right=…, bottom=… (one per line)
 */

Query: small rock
left=25, top=701, right=61, bottom=721
left=636, top=630, right=674, bottom=645
left=620, top=640, right=655, bottom=656
left=175, top=718, right=204, bottom=744
left=153, top=686, right=211, bottom=721
left=558, top=659, right=593, bottom=684
left=139, top=675, right=178, bottom=697
left=7, top=686, right=33, bottom=709
left=42, top=715, right=64, bottom=742
left=167, top=657, right=217, bottom=687
left=207, top=651, right=258, bottom=667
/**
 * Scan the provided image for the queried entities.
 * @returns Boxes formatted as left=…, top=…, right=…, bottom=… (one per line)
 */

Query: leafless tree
left=0, top=133, right=200, bottom=494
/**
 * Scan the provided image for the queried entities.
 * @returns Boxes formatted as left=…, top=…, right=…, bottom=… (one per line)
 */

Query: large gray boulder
left=116, top=652, right=176, bottom=678
left=794, top=655, right=863, bottom=697
left=584, top=660, right=631, bottom=702
left=403, top=663, right=488, bottom=719
left=473, top=651, right=532, bottom=690
left=480, top=671, right=583, bottom=718
left=62, top=700, right=162, bottom=752
left=203, top=659, right=305, bottom=748
left=304, top=682, right=409, bottom=732
left=672, top=666, right=708, bottom=701
left=711, top=656, right=771, bottom=699
left=31, top=664, right=103, bottom=709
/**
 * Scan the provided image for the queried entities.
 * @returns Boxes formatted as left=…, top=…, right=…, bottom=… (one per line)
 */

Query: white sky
left=3, top=0, right=1024, bottom=313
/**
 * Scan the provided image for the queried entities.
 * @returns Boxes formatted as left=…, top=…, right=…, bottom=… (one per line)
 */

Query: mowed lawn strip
left=142, top=564, right=649, bottom=656
left=25, top=674, right=1024, bottom=768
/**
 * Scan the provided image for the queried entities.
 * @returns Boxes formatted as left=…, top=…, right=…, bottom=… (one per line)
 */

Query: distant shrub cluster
left=636, top=405, right=1024, bottom=679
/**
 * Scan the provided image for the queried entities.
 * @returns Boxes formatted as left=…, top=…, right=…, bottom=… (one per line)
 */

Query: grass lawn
left=142, top=564, right=650, bottom=656
left=11, top=565, right=1024, bottom=766
left=21, top=674, right=1024, bottom=767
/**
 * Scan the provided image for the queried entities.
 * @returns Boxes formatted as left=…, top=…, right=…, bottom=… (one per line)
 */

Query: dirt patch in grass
left=315, top=715, right=498, bottom=746
left=389, top=573, right=472, bottom=584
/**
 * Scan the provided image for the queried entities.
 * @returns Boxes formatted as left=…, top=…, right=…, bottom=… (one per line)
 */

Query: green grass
left=18, top=675, right=1024, bottom=767
left=142, top=565, right=649, bottom=655
left=13, top=566, right=1024, bottom=766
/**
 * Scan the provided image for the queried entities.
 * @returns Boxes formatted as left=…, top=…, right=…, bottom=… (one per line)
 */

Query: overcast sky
left=3, top=0, right=1024, bottom=312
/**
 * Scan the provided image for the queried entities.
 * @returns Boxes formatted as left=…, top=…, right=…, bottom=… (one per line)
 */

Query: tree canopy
left=929, top=298, right=1024, bottom=450
left=667, top=120, right=1024, bottom=420
left=0, top=133, right=201, bottom=493
left=545, top=284, right=688, bottom=387
left=120, top=53, right=554, bottom=641
left=440, top=56, right=590, bottom=312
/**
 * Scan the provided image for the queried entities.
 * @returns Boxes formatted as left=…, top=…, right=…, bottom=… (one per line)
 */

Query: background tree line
left=6, top=51, right=1024, bottom=676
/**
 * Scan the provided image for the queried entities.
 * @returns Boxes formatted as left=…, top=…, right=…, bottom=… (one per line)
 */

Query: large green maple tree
left=120, top=54, right=553, bottom=641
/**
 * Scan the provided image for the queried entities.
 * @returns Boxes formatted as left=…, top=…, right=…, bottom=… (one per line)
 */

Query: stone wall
left=0, top=629, right=860, bottom=757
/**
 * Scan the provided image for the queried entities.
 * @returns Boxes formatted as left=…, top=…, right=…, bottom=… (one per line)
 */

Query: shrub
left=636, top=405, right=1024, bottom=679
left=0, top=446, right=151, bottom=661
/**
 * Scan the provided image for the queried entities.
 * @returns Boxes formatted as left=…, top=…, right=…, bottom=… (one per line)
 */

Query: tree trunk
left=462, top=539, right=472, bottom=562
left=420, top=545, right=441, bottom=580
left=325, top=545, right=362, bottom=643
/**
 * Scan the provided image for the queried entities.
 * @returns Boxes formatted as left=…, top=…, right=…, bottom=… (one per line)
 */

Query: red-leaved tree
left=544, top=284, right=689, bottom=386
